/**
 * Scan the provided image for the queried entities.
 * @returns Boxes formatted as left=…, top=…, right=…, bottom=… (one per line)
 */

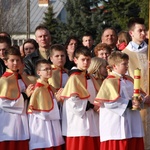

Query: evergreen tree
left=65, top=0, right=92, bottom=39
left=43, top=4, right=59, bottom=44
left=42, top=0, right=149, bottom=45
left=64, top=0, right=110, bottom=44
left=89, top=1, right=112, bottom=43
left=101, top=0, right=149, bottom=30
left=101, top=0, right=140, bottom=30
left=138, top=0, right=149, bottom=28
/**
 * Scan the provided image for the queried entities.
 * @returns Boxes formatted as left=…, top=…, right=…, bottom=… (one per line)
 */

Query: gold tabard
left=28, top=79, right=56, bottom=113
left=0, top=69, right=31, bottom=100
left=95, top=73, right=133, bottom=102
left=61, top=71, right=100, bottom=100
left=48, top=65, right=68, bottom=90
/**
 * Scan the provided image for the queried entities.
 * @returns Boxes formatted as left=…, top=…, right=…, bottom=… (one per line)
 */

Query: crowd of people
left=0, top=17, right=149, bottom=150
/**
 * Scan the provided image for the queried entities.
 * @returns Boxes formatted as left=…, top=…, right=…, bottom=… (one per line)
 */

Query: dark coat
left=23, top=50, right=51, bottom=76
left=0, top=58, right=6, bottom=77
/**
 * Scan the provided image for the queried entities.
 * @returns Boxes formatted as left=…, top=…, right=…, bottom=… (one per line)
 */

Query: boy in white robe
left=28, top=59, right=64, bottom=150
left=0, top=46, right=33, bottom=150
left=61, top=46, right=100, bottom=150
left=95, top=51, right=144, bottom=150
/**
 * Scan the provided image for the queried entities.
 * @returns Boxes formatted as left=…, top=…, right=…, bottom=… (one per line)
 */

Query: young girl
left=88, top=57, right=108, bottom=86
left=23, top=39, right=39, bottom=57
left=117, top=31, right=131, bottom=50
left=64, top=36, right=80, bottom=70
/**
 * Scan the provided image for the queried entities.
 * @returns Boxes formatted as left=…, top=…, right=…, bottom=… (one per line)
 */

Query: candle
left=133, top=68, right=141, bottom=97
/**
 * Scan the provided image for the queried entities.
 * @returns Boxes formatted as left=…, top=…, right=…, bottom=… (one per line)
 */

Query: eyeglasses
left=40, top=68, right=51, bottom=71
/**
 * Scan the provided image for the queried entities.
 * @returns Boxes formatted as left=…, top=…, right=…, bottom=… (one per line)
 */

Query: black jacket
left=23, top=50, right=51, bottom=76
left=0, top=58, right=6, bottom=77
left=64, top=55, right=76, bottom=70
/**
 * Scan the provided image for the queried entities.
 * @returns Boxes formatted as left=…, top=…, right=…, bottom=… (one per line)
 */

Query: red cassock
left=65, top=137, right=100, bottom=150
left=0, top=140, right=29, bottom=150
left=100, top=138, right=144, bottom=150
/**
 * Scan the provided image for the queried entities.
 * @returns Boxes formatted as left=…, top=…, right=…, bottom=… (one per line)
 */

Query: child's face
left=50, top=50, right=66, bottom=68
left=97, top=49, right=110, bottom=60
left=74, top=54, right=91, bottom=71
left=82, top=36, right=94, bottom=49
left=113, top=60, right=128, bottom=75
left=37, top=63, right=52, bottom=80
left=5, top=55, right=21, bottom=72
left=99, top=64, right=108, bottom=77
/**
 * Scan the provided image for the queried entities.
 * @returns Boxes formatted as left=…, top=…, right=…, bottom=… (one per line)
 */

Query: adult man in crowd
left=24, top=25, right=51, bottom=76
left=101, top=27, right=118, bottom=52
left=123, top=18, right=150, bottom=150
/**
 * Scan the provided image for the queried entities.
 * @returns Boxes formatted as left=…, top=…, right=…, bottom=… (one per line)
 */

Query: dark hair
left=0, top=32, right=11, bottom=39
left=35, top=59, right=51, bottom=71
left=23, top=39, right=39, bottom=50
left=128, top=18, right=145, bottom=30
left=4, top=46, right=21, bottom=61
left=64, top=36, right=80, bottom=49
left=73, top=46, right=91, bottom=58
left=82, top=33, right=93, bottom=39
left=13, top=45, right=20, bottom=49
left=50, top=44, right=66, bottom=57
left=0, top=36, right=11, bottom=47
left=101, top=27, right=117, bottom=37
left=35, top=24, right=50, bottom=33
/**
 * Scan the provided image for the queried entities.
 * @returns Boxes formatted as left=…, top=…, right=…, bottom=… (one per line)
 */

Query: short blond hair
left=108, top=51, right=129, bottom=67
left=88, top=57, right=107, bottom=79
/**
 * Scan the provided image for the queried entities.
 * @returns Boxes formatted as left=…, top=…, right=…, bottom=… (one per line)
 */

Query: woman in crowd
left=64, top=36, right=80, bottom=70
left=23, top=39, right=39, bottom=57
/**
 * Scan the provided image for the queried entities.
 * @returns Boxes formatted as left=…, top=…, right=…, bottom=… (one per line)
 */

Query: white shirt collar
left=126, top=41, right=147, bottom=53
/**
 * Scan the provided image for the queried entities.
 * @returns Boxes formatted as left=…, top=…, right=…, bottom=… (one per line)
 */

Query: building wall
left=0, top=0, right=66, bottom=46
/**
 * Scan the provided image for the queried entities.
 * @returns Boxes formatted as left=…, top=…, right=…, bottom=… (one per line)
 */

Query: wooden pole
left=148, top=1, right=150, bottom=95
left=26, top=0, right=30, bottom=39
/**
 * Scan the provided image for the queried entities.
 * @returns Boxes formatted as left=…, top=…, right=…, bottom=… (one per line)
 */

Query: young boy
left=28, top=59, right=64, bottom=150
left=95, top=51, right=144, bottom=150
left=0, top=46, right=33, bottom=150
left=61, top=46, right=100, bottom=150
left=48, top=44, right=68, bottom=90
